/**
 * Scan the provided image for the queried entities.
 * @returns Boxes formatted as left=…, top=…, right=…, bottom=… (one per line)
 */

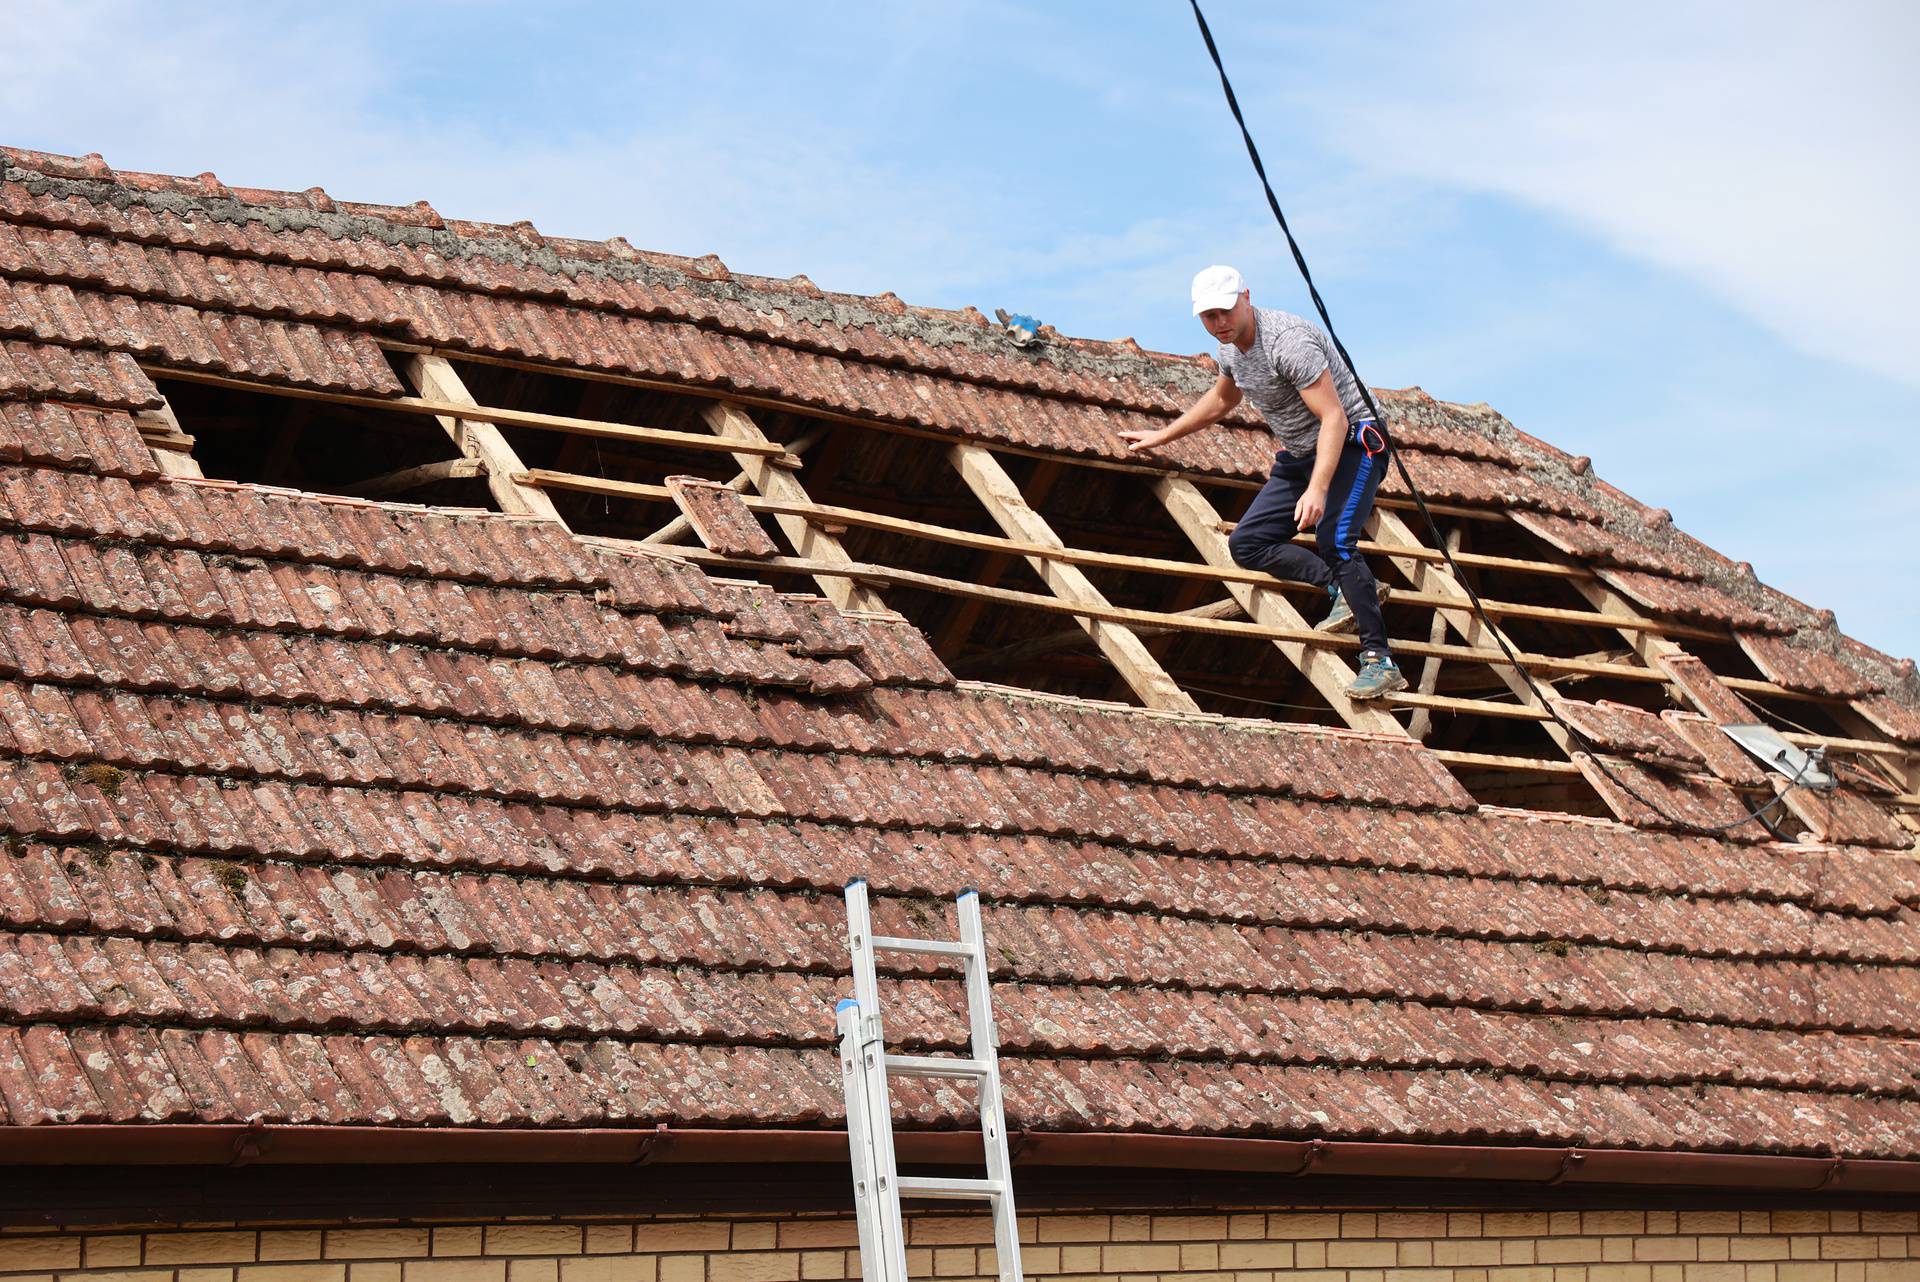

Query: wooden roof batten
left=130, top=339, right=1918, bottom=814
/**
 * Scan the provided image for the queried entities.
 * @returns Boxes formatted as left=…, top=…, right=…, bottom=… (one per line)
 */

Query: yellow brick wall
left=2, top=1207, right=1915, bottom=1282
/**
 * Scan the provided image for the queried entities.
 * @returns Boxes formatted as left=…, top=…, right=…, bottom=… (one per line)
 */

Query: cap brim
left=1192, top=293, right=1240, bottom=316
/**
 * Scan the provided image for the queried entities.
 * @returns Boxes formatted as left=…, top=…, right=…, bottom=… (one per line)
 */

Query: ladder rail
left=837, top=1000, right=906, bottom=1282
left=958, top=889, right=1023, bottom=1282
left=841, top=883, right=910, bottom=1282
left=838, top=881, right=1024, bottom=1282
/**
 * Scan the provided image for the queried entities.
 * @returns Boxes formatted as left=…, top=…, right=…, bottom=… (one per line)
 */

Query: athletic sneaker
left=1317, top=582, right=1391, bottom=635
left=1347, top=650, right=1407, bottom=700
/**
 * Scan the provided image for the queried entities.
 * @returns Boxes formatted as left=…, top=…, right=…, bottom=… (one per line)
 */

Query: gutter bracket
left=228, top=1122, right=268, bottom=1167
left=1545, top=1148, right=1586, bottom=1185
left=1286, top=1138, right=1326, bottom=1177
left=631, top=1123, right=670, bottom=1166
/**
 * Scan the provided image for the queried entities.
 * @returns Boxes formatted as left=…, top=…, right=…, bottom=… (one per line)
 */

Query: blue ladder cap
left=957, top=888, right=978, bottom=899
left=845, top=877, right=867, bottom=889
left=836, top=998, right=859, bottom=1012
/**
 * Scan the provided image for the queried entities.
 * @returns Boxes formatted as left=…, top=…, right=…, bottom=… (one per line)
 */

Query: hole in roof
left=153, top=375, right=497, bottom=508
left=139, top=354, right=1911, bottom=834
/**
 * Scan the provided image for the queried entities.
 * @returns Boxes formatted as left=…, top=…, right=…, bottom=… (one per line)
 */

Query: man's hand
left=1121, top=375, right=1241, bottom=454
left=1119, top=427, right=1174, bottom=453
left=1294, top=483, right=1329, bottom=529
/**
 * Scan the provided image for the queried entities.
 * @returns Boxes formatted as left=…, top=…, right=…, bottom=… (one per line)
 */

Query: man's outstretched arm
left=1120, top=374, right=1242, bottom=452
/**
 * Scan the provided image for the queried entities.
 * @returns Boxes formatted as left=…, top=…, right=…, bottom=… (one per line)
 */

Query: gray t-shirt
left=1215, top=307, right=1374, bottom=456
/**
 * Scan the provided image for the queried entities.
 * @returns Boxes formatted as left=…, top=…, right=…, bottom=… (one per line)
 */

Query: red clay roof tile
left=666, top=476, right=778, bottom=559
left=1551, top=698, right=1703, bottom=769
left=1738, top=630, right=1885, bottom=698
left=1853, top=692, right=1920, bottom=745
left=1599, top=568, right=1793, bottom=634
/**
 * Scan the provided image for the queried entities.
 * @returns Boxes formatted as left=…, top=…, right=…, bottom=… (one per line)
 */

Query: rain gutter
left=2, top=1126, right=1914, bottom=1193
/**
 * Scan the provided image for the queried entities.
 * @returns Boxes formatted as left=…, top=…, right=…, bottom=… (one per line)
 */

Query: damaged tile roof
left=0, top=147, right=1917, bottom=1174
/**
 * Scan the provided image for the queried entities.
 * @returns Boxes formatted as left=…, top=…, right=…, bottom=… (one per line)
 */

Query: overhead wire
left=1185, top=0, right=1807, bottom=837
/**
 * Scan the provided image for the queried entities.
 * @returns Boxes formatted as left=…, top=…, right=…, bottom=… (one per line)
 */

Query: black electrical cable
left=1186, top=0, right=1802, bottom=837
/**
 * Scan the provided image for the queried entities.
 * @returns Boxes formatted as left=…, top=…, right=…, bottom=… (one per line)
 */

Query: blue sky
left=8, top=1, right=1916, bottom=659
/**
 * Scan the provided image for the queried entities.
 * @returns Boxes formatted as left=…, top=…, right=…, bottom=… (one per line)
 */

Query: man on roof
left=1121, top=266, right=1405, bottom=699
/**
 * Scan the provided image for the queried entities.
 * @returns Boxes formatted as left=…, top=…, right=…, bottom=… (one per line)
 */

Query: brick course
left=1, top=1210, right=1913, bottom=1282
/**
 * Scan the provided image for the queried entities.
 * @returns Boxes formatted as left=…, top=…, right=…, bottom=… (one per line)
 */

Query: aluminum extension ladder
left=835, top=880, right=1023, bottom=1282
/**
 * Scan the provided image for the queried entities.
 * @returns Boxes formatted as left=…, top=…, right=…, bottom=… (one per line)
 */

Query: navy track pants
left=1227, top=422, right=1391, bottom=655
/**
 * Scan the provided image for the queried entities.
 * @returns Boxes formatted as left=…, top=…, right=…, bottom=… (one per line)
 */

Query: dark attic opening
left=126, top=342, right=1915, bottom=836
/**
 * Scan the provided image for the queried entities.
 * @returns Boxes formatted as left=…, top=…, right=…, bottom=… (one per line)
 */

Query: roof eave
left=4, top=1125, right=1913, bottom=1193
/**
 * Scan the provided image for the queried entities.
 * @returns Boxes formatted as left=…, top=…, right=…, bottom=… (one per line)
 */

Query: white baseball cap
left=1190, top=264, right=1246, bottom=315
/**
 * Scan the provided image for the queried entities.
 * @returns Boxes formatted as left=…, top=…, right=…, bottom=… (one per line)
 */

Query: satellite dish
left=1719, top=723, right=1835, bottom=791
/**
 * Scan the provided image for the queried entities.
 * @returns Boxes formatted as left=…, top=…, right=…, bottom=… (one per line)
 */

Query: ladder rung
left=871, top=935, right=972, bottom=958
left=895, top=1175, right=1004, bottom=1201
left=884, top=1054, right=990, bottom=1079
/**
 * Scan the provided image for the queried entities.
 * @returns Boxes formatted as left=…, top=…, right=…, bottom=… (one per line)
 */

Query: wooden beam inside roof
left=133, top=397, right=204, bottom=479
left=403, top=354, right=567, bottom=522
left=145, top=365, right=791, bottom=459
left=1408, top=527, right=1464, bottom=740
left=385, top=344, right=1525, bottom=512
left=1430, top=749, right=1585, bottom=776
left=952, top=597, right=1245, bottom=677
left=1155, top=475, right=1400, bottom=734
left=345, top=457, right=484, bottom=498
left=1139, top=573, right=1226, bottom=662
left=639, top=544, right=1672, bottom=682
left=950, top=442, right=1199, bottom=714
left=1777, top=730, right=1917, bottom=763
left=637, top=425, right=831, bottom=546
left=1388, top=691, right=1549, bottom=722
left=520, top=467, right=1709, bottom=638
left=936, top=460, right=1063, bottom=656
left=699, top=402, right=886, bottom=613
left=1370, top=506, right=1577, bottom=756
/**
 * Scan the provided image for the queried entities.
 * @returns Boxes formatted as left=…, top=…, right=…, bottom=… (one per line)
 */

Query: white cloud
left=0, top=1, right=1209, bottom=325
left=1314, top=0, right=1920, bottom=389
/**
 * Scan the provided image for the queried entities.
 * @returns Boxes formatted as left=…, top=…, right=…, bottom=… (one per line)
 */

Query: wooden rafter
left=345, top=457, right=484, bottom=498
left=1369, top=507, right=1575, bottom=755
left=1154, top=476, right=1399, bottom=733
left=1564, top=568, right=1918, bottom=832
left=1430, top=749, right=1585, bottom=776
left=1407, top=527, right=1464, bottom=740
left=937, top=460, right=1062, bottom=656
left=698, top=402, right=885, bottom=613
left=950, top=443, right=1198, bottom=714
left=403, top=354, right=566, bottom=522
